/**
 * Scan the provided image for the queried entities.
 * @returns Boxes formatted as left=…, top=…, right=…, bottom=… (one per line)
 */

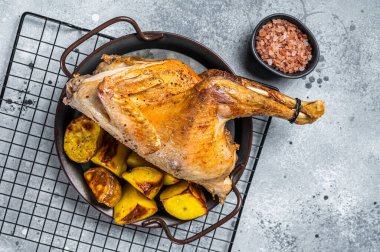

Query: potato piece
left=114, top=183, right=158, bottom=225
left=63, top=115, right=104, bottom=163
left=126, top=152, right=152, bottom=168
left=160, top=180, right=188, bottom=200
left=84, top=167, right=122, bottom=207
left=160, top=181, right=208, bottom=220
left=122, top=167, right=163, bottom=199
left=189, top=182, right=206, bottom=203
left=163, top=172, right=180, bottom=186
left=91, top=134, right=130, bottom=177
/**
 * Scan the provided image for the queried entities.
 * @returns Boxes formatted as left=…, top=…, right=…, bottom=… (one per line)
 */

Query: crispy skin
left=84, top=167, right=122, bottom=208
left=160, top=181, right=208, bottom=221
left=91, top=134, right=130, bottom=177
left=63, top=115, right=103, bottom=163
left=122, top=166, right=164, bottom=199
left=64, top=56, right=325, bottom=202
left=114, top=183, right=157, bottom=225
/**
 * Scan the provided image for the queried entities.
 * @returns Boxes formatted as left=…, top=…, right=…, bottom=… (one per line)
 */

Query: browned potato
left=114, top=183, right=158, bottom=225
left=126, top=151, right=152, bottom=168
left=160, top=181, right=208, bottom=220
left=122, top=167, right=163, bottom=199
left=63, top=115, right=104, bottom=163
left=91, top=134, right=130, bottom=177
left=163, top=172, right=180, bottom=186
left=84, top=167, right=122, bottom=207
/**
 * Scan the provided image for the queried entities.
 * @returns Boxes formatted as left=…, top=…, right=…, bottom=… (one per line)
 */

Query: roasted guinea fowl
left=64, top=55, right=325, bottom=202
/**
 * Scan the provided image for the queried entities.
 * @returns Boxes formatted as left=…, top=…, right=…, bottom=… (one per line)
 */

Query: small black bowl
left=250, top=13, right=320, bottom=79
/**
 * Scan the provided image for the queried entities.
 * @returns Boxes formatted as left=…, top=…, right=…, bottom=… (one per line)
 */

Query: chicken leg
left=64, top=56, right=325, bottom=202
left=199, top=69, right=325, bottom=124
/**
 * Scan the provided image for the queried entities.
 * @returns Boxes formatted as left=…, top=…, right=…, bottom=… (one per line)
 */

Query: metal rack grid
left=0, top=12, right=272, bottom=251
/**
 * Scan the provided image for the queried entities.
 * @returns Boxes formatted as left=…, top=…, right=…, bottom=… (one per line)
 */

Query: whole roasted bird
left=64, top=55, right=325, bottom=202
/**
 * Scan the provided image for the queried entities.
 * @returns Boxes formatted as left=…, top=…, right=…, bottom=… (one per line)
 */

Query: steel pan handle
left=142, top=179, right=243, bottom=245
left=60, top=16, right=163, bottom=78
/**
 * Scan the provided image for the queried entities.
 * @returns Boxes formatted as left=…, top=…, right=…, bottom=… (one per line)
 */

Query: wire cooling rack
left=0, top=12, right=272, bottom=252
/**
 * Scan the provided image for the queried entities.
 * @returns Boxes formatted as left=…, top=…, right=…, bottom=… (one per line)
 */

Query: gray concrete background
left=0, top=0, right=379, bottom=251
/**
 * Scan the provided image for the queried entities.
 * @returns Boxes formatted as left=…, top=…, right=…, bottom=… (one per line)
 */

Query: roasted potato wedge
left=114, top=183, right=158, bottom=225
left=126, top=151, right=152, bottom=168
left=160, top=181, right=208, bottom=220
left=84, top=167, right=122, bottom=207
left=63, top=115, right=104, bottom=163
left=122, top=167, right=163, bottom=199
left=160, top=180, right=189, bottom=200
left=163, top=172, right=180, bottom=186
left=91, top=134, right=130, bottom=177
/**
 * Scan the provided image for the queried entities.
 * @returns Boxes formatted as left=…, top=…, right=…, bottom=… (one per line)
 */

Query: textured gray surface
left=0, top=0, right=379, bottom=251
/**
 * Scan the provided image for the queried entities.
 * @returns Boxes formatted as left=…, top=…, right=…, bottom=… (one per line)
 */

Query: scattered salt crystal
left=22, top=228, right=27, bottom=236
left=92, top=14, right=100, bottom=22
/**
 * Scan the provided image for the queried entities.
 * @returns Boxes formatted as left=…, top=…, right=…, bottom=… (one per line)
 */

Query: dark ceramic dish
left=55, top=17, right=253, bottom=244
left=250, top=13, right=320, bottom=79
